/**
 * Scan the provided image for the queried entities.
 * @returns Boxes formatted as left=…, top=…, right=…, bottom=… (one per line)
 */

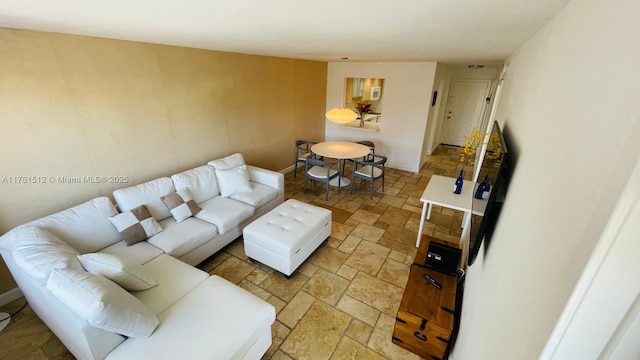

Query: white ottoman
left=243, top=199, right=332, bottom=277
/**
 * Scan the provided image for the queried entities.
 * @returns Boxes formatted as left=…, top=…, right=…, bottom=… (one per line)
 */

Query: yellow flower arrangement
left=485, top=131, right=503, bottom=163
left=460, top=128, right=486, bottom=167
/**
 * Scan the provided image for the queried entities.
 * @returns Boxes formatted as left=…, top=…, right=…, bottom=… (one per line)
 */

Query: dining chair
left=355, top=140, right=375, bottom=161
left=350, top=154, right=387, bottom=199
left=294, top=140, right=316, bottom=177
left=304, top=157, right=340, bottom=200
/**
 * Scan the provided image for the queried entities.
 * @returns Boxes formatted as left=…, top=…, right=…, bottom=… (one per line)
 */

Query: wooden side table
left=392, top=235, right=460, bottom=360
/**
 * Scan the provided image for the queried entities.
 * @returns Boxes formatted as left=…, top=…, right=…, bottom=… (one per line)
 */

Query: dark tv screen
left=468, top=121, right=509, bottom=266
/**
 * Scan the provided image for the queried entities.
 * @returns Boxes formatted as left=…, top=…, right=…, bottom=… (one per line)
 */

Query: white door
left=440, top=80, right=491, bottom=146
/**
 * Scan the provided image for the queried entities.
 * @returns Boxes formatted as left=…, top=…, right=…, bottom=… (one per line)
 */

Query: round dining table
left=310, top=141, right=371, bottom=187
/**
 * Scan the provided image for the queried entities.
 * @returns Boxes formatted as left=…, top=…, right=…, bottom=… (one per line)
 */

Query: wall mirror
left=344, top=78, right=385, bottom=122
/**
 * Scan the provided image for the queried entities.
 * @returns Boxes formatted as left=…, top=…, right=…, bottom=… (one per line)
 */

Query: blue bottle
left=453, top=170, right=463, bottom=194
left=475, top=175, right=490, bottom=199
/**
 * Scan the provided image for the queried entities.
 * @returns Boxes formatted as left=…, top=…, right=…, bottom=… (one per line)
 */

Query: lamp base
left=0, top=312, right=10, bottom=332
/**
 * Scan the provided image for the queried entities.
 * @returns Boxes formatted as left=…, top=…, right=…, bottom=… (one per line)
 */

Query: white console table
left=415, top=175, right=488, bottom=249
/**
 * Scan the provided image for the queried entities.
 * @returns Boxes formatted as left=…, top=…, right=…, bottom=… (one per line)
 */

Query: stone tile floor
left=0, top=145, right=469, bottom=360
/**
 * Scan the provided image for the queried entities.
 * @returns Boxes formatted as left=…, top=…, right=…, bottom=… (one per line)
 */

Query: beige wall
left=0, top=29, right=327, bottom=292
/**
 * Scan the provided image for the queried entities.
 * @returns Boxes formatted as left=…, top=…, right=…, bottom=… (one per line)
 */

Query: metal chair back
left=351, top=155, right=387, bottom=199
left=304, top=156, right=340, bottom=200
left=294, top=140, right=316, bottom=177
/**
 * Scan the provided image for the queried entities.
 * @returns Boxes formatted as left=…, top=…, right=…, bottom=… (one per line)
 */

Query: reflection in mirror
left=344, top=78, right=384, bottom=123
left=468, top=121, right=510, bottom=266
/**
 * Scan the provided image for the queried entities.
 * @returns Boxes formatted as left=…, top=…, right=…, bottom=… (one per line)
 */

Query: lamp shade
left=325, top=108, right=358, bottom=124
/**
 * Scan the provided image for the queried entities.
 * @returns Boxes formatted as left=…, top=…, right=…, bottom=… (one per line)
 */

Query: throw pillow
left=208, top=153, right=246, bottom=170
left=47, top=268, right=159, bottom=337
left=108, top=205, right=163, bottom=246
left=160, top=189, right=201, bottom=223
left=12, top=226, right=82, bottom=281
left=215, top=164, right=253, bottom=198
left=77, top=253, right=158, bottom=291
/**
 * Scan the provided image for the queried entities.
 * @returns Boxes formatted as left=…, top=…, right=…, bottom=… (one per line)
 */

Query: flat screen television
left=468, top=121, right=510, bottom=266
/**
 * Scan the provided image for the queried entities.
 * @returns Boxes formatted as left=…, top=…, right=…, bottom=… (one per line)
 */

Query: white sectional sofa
left=0, top=153, right=284, bottom=360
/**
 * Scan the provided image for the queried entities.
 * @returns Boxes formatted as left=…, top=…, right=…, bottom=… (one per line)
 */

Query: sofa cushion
left=12, top=226, right=82, bottom=281
left=103, top=276, right=275, bottom=360
left=231, top=182, right=278, bottom=207
left=208, top=152, right=245, bottom=170
left=146, top=217, right=217, bottom=258
left=170, top=165, right=219, bottom=204
left=215, top=165, right=253, bottom=198
left=23, top=197, right=121, bottom=254
left=78, top=253, right=158, bottom=291
left=47, top=268, right=159, bottom=338
left=108, top=205, right=163, bottom=246
left=160, top=190, right=201, bottom=223
left=98, top=240, right=164, bottom=266
left=113, top=177, right=175, bottom=221
left=195, top=197, right=255, bottom=234
left=133, top=255, right=209, bottom=315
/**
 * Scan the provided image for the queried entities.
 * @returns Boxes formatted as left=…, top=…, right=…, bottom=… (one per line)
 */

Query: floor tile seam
left=363, top=312, right=392, bottom=357
left=314, top=298, right=358, bottom=360
left=257, top=274, right=312, bottom=304
left=336, top=292, right=382, bottom=325
left=343, top=318, right=374, bottom=347
left=275, top=289, right=316, bottom=327
left=281, top=298, right=351, bottom=360
left=376, top=217, right=414, bottom=231
left=245, top=269, right=271, bottom=286
left=368, top=266, right=407, bottom=291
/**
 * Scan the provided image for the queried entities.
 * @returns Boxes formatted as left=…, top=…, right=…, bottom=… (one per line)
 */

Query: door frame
left=540, top=156, right=640, bottom=359
left=425, top=79, right=446, bottom=157
left=439, top=79, right=492, bottom=146
left=473, top=64, right=507, bottom=182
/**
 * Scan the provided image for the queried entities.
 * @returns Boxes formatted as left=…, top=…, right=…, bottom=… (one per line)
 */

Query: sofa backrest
left=19, top=196, right=122, bottom=254
left=113, top=177, right=175, bottom=221
left=170, top=165, right=220, bottom=204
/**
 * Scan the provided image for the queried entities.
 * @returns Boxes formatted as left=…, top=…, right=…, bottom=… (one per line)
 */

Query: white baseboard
left=280, top=164, right=295, bottom=174
left=0, top=288, right=23, bottom=307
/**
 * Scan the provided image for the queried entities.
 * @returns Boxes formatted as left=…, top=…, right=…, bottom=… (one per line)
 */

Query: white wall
left=421, top=63, right=452, bottom=163
left=326, top=62, right=436, bottom=172
left=451, top=0, right=640, bottom=358
left=448, top=64, right=500, bottom=81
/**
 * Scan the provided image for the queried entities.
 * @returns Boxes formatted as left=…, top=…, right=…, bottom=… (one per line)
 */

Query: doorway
left=439, top=79, right=492, bottom=146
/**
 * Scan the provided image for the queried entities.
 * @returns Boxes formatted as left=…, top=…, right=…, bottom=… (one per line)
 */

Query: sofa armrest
left=246, top=166, right=284, bottom=195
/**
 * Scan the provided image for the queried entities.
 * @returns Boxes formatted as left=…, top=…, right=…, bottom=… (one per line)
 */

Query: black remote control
left=423, top=273, right=442, bottom=289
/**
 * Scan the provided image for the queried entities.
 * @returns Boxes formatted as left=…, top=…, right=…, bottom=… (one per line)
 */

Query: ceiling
left=0, top=0, right=571, bottom=63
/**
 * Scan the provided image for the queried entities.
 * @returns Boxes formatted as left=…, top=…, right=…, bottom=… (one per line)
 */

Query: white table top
left=471, top=190, right=488, bottom=216
left=420, top=175, right=489, bottom=215
left=311, top=141, right=371, bottom=159
left=420, top=175, right=474, bottom=212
